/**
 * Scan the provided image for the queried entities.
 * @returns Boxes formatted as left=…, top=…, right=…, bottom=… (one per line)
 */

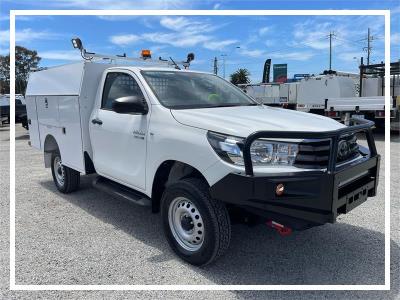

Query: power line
left=334, top=37, right=364, bottom=47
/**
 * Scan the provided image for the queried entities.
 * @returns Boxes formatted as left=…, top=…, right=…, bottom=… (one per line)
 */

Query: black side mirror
left=112, top=96, right=148, bottom=114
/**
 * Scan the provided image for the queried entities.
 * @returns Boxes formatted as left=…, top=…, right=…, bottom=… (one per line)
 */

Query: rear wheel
left=51, top=152, right=80, bottom=193
left=161, top=178, right=231, bottom=266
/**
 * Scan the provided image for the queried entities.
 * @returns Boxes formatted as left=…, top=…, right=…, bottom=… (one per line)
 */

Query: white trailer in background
left=324, top=61, right=400, bottom=129
left=324, top=96, right=396, bottom=126
left=279, top=82, right=299, bottom=109
left=238, top=83, right=284, bottom=106
left=296, top=75, right=357, bottom=114
left=239, top=73, right=358, bottom=113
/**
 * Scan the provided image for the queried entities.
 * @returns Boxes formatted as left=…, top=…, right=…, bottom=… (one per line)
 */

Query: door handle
left=91, top=118, right=103, bottom=125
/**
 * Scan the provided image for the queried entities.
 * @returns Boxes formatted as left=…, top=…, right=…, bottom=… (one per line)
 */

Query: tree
left=0, top=55, right=10, bottom=94
left=0, top=46, right=41, bottom=95
left=230, top=68, right=251, bottom=85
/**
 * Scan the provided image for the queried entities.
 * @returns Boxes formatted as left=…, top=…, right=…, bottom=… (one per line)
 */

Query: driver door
left=90, top=71, right=149, bottom=191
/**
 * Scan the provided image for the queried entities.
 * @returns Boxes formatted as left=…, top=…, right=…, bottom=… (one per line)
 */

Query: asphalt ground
left=0, top=124, right=399, bottom=299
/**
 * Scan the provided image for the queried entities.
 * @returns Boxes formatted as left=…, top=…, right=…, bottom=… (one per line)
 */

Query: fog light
left=275, top=183, right=285, bottom=196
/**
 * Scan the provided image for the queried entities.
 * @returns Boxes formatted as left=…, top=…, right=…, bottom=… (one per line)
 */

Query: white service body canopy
left=25, top=62, right=85, bottom=96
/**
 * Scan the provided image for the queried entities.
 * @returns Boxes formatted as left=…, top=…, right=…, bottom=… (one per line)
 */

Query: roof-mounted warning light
left=141, top=49, right=152, bottom=59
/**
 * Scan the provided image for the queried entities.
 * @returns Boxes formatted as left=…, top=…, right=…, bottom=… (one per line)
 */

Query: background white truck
left=324, top=61, right=399, bottom=130
left=238, top=82, right=298, bottom=109
left=296, top=74, right=357, bottom=114
left=25, top=41, right=381, bottom=265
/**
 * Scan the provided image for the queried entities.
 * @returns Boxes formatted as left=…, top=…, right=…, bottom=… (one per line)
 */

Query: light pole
left=353, top=57, right=360, bottom=68
left=220, top=46, right=240, bottom=79
left=221, top=54, right=227, bottom=78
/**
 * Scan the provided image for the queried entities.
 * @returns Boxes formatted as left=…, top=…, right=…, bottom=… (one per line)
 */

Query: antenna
left=169, top=57, right=181, bottom=70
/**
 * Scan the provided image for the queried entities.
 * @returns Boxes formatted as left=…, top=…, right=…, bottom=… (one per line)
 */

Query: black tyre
left=51, top=152, right=80, bottom=193
left=161, top=178, right=231, bottom=266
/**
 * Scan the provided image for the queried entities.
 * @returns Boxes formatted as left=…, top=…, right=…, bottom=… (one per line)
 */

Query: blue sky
left=0, top=0, right=399, bottom=82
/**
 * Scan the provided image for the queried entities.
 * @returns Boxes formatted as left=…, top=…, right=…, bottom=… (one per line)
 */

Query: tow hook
left=266, top=220, right=292, bottom=236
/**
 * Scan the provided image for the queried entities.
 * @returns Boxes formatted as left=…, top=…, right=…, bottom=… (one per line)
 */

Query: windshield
left=141, top=70, right=256, bottom=109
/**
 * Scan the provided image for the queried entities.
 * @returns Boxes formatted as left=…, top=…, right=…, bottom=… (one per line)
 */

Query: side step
left=92, top=176, right=151, bottom=207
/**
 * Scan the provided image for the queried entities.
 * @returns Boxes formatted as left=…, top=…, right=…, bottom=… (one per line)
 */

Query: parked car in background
left=0, top=94, right=28, bottom=128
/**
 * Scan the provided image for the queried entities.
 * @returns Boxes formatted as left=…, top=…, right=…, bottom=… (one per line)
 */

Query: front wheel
left=161, top=178, right=231, bottom=266
left=51, top=152, right=80, bottom=193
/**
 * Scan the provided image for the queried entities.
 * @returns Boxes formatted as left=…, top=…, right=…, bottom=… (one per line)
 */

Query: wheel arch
left=151, top=160, right=208, bottom=213
left=43, top=134, right=59, bottom=168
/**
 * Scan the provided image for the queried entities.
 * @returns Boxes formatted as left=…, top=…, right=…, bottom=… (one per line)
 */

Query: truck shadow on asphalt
left=39, top=177, right=399, bottom=299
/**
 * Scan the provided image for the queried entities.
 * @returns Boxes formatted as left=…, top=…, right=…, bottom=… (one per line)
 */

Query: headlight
left=207, top=131, right=299, bottom=166
left=207, top=131, right=244, bottom=165
left=250, top=139, right=298, bottom=166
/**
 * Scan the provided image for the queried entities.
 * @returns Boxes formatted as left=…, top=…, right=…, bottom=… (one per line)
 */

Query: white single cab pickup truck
left=26, top=58, right=380, bottom=265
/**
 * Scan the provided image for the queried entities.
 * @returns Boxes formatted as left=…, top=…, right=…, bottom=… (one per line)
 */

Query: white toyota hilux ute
left=25, top=60, right=380, bottom=266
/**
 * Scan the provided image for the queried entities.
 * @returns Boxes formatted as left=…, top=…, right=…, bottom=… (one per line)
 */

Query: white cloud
left=390, top=5, right=400, bottom=15
left=213, top=3, right=221, bottom=10
left=157, top=16, right=236, bottom=50
left=0, top=15, right=9, bottom=21
left=203, top=39, right=238, bottom=50
left=16, top=28, right=61, bottom=43
left=97, top=15, right=138, bottom=21
left=189, top=58, right=207, bottom=66
left=392, top=33, right=400, bottom=45
left=0, top=28, right=62, bottom=46
left=110, top=16, right=237, bottom=52
left=337, top=51, right=362, bottom=63
left=291, top=16, right=384, bottom=53
left=11, top=0, right=187, bottom=10
left=237, top=45, right=315, bottom=61
left=0, top=30, right=9, bottom=44
left=258, top=26, right=271, bottom=36
left=159, top=16, right=217, bottom=34
left=239, top=48, right=266, bottom=58
left=160, top=16, right=192, bottom=31
left=292, top=21, right=332, bottom=50
left=110, top=34, right=140, bottom=46
left=142, top=32, right=210, bottom=48
left=38, top=50, right=81, bottom=61
left=108, top=16, right=237, bottom=53
left=0, top=28, right=69, bottom=59
left=270, top=51, right=315, bottom=61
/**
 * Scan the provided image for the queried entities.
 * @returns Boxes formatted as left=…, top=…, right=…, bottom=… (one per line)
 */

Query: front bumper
left=210, top=155, right=379, bottom=228
left=209, top=118, right=380, bottom=229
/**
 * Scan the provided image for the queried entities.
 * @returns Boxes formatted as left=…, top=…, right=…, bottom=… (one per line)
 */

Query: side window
left=101, top=72, right=144, bottom=110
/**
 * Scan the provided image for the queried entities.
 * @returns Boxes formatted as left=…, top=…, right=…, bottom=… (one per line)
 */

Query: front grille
left=294, top=139, right=331, bottom=168
left=294, top=134, right=360, bottom=169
